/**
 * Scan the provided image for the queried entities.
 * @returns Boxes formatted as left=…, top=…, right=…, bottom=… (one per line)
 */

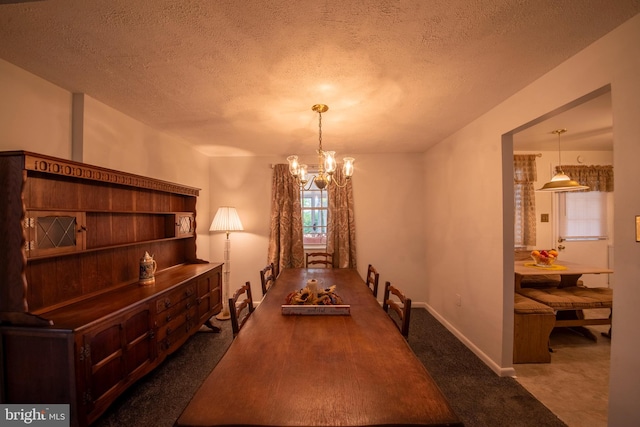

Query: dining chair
left=382, top=281, right=412, bottom=338
left=229, top=281, right=255, bottom=337
left=260, top=262, right=276, bottom=296
left=305, top=252, right=333, bottom=268
left=366, top=264, right=379, bottom=298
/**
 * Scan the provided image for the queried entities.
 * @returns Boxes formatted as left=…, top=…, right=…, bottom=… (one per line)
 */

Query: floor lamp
left=210, top=206, right=244, bottom=320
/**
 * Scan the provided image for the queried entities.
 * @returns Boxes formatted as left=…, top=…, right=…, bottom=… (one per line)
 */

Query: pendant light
left=537, top=128, right=589, bottom=192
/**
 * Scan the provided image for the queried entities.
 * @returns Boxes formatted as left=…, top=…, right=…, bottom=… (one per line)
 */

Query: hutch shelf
left=0, top=151, right=222, bottom=426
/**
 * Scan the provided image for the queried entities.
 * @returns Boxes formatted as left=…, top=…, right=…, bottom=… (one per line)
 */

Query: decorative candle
left=307, top=279, right=318, bottom=294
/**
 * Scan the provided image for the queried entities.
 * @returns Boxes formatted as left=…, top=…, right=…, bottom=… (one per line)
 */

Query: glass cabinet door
left=175, top=213, right=195, bottom=237
left=24, top=211, right=86, bottom=257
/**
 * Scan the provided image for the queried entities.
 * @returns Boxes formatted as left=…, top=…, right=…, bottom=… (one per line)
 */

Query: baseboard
left=414, top=302, right=516, bottom=377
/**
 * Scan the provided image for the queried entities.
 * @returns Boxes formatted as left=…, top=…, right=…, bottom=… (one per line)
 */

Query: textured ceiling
left=0, top=1, right=638, bottom=156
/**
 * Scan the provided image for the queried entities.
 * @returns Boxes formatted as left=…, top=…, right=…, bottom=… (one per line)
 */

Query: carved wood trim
left=21, top=152, right=199, bottom=196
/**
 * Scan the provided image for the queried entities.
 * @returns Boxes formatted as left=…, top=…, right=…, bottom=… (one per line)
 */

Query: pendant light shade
left=537, top=172, right=589, bottom=191
left=537, top=129, right=589, bottom=192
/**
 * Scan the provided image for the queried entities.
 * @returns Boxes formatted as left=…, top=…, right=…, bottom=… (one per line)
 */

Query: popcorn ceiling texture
left=0, top=1, right=638, bottom=156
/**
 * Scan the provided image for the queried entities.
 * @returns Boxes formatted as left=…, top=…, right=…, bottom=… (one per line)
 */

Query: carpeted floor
left=93, top=308, right=566, bottom=427
left=407, top=309, right=565, bottom=427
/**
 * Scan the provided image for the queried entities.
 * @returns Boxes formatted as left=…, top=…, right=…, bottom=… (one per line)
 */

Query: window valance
left=556, top=165, right=614, bottom=192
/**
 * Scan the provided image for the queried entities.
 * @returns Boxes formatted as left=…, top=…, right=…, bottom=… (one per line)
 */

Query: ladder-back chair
left=229, top=281, right=255, bottom=337
left=382, top=281, right=412, bottom=338
left=305, top=252, right=333, bottom=268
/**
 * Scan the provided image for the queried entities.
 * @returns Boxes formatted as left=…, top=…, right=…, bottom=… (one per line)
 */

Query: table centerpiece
left=281, top=279, right=350, bottom=315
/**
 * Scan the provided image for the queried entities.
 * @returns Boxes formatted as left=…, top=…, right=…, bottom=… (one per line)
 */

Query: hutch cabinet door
left=175, top=212, right=196, bottom=237
left=24, top=211, right=86, bottom=258
left=79, top=304, right=155, bottom=423
left=196, top=267, right=222, bottom=324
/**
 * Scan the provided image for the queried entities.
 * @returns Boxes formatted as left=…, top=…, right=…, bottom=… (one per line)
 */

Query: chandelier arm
left=294, top=174, right=316, bottom=191
left=327, top=174, right=350, bottom=188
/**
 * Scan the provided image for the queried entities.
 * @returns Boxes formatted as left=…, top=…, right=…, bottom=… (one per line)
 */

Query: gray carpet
left=93, top=309, right=566, bottom=427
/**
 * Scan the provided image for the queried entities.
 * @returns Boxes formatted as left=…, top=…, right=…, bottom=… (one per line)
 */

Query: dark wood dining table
left=175, top=268, right=463, bottom=427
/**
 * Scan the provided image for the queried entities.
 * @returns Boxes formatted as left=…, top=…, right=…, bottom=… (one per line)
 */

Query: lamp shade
left=210, top=206, right=244, bottom=232
left=537, top=172, right=589, bottom=192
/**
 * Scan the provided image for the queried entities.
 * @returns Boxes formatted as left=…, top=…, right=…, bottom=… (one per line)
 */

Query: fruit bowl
left=530, top=249, right=558, bottom=266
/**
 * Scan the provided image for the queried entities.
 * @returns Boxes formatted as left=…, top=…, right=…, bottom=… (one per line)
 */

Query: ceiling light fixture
left=537, top=128, right=589, bottom=192
left=287, top=104, right=354, bottom=190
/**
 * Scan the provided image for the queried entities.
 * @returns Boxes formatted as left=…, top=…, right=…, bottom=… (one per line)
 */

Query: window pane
left=559, top=191, right=608, bottom=241
left=301, top=178, right=328, bottom=245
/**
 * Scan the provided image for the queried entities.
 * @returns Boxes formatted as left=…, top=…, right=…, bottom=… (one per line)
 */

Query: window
left=558, top=191, right=608, bottom=241
left=301, top=179, right=327, bottom=246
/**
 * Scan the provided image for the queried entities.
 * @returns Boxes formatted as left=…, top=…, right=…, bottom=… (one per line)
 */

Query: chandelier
left=537, top=128, right=589, bottom=192
left=287, top=104, right=354, bottom=190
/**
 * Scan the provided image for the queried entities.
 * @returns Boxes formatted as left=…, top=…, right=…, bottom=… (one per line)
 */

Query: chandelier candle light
left=537, top=128, right=589, bottom=192
left=210, top=206, right=244, bottom=320
left=287, top=104, right=354, bottom=189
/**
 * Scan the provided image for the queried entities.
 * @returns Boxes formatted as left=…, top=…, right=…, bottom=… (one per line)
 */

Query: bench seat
left=513, top=293, right=556, bottom=363
left=517, top=286, right=612, bottom=310
left=517, top=286, right=612, bottom=338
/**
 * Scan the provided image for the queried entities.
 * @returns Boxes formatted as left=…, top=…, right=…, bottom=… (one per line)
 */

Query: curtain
left=514, top=154, right=537, bottom=247
left=327, top=167, right=357, bottom=268
left=557, top=165, right=614, bottom=192
left=268, top=164, right=304, bottom=275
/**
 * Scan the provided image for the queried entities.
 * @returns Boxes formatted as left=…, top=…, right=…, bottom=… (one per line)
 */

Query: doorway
left=506, top=85, right=613, bottom=426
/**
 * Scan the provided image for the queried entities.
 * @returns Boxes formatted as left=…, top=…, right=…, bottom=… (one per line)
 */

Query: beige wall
left=0, top=59, right=72, bottom=158
left=423, top=14, right=640, bottom=424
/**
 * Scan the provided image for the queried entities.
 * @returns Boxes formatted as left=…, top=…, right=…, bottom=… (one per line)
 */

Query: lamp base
left=216, top=310, right=230, bottom=321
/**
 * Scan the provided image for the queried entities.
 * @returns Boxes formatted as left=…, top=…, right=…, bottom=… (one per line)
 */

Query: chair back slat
left=305, top=252, right=333, bottom=268
left=382, top=281, right=412, bottom=337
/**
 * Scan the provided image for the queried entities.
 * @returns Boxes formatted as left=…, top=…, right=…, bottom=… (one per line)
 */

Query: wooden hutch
left=0, top=151, right=222, bottom=426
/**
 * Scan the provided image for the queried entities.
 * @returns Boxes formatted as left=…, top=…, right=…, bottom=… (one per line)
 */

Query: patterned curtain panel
left=514, top=154, right=537, bottom=248
left=327, top=167, right=357, bottom=268
left=557, top=165, right=614, bottom=192
left=268, top=164, right=305, bottom=275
